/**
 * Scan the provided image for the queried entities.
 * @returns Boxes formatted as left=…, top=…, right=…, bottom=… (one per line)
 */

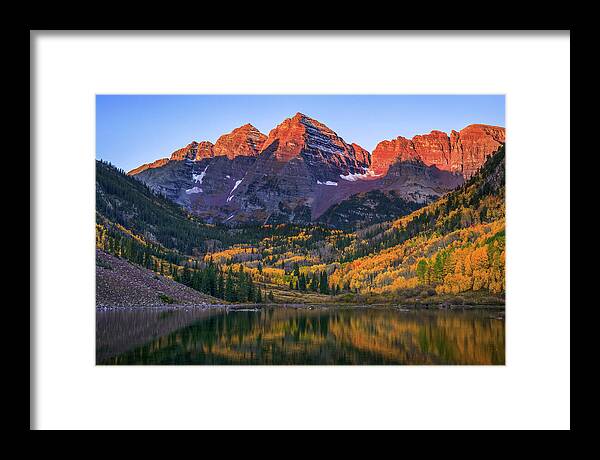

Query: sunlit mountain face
left=127, top=113, right=503, bottom=227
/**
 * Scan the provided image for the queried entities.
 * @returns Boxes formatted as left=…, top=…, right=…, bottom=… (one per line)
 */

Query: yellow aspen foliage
left=330, top=220, right=504, bottom=297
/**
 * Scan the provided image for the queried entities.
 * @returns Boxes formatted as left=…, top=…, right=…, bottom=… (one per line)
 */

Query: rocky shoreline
left=97, top=302, right=505, bottom=312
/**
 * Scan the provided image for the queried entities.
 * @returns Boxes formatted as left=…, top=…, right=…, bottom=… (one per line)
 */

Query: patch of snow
left=226, top=175, right=231, bottom=179
left=317, top=180, right=338, bottom=186
left=226, top=178, right=244, bottom=203
left=339, top=172, right=365, bottom=182
left=192, top=165, right=209, bottom=184
left=231, top=179, right=243, bottom=193
left=224, top=214, right=236, bottom=222
left=339, top=170, right=380, bottom=181
left=185, top=187, right=203, bottom=194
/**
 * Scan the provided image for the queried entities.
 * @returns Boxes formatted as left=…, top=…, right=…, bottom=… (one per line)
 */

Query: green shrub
left=96, top=257, right=113, bottom=270
left=158, top=293, right=175, bottom=304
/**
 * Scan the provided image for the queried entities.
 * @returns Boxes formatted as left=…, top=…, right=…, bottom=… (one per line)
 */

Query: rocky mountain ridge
left=371, top=124, right=505, bottom=178
left=126, top=114, right=504, bottom=227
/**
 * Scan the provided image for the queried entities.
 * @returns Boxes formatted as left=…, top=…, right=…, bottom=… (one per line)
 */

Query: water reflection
left=97, top=307, right=505, bottom=365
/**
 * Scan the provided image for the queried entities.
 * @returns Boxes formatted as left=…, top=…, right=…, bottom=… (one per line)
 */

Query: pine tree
left=191, top=270, right=201, bottom=291
left=416, top=259, right=428, bottom=284
left=298, top=273, right=307, bottom=291
left=310, top=272, right=319, bottom=292
left=217, top=270, right=225, bottom=299
left=319, top=271, right=329, bottom=294
left=433, top=253, right=445, bottom=284
left=247, top=275, right=255, bottom=302
left=182, top=266, right=191, bottom=286
left=225, top=268, right=236, bottom=302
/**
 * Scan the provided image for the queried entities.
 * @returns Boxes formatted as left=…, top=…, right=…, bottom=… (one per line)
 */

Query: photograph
left=96, top=95, right=506, bottom=365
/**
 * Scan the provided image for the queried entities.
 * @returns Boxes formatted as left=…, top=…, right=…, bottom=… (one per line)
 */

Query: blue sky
left=96, top=95, right=505, bottom=172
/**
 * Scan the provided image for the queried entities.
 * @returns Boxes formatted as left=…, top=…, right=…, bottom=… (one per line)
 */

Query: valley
left=96, top=128, right=505, bottom=307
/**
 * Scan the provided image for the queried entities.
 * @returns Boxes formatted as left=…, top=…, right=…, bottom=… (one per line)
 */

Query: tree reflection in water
left=97, top=307, right=504, bottom=365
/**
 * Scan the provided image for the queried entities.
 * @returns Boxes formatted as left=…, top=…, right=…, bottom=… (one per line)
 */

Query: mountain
left=129, top=113, right=380, bottom=225
left=126, top=155, right=257, bottom=224
left=251, top=113, right=370, bottom=179
left=170, top=141, right=215, bottom=161
left=213, top=123, right=266, bottom=158
left=127, top=122, right=268, bottom=224
left=126, top=124, right=266, bottom=176
left=127, top=114, right=503, bottom=227
left=371, top=124, right=506, bottom=178
left=222, top=113, right=374, bottom=224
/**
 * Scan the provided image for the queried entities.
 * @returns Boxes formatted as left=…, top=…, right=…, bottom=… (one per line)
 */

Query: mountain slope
left=317, top=159, right=464, bottom=229
left=318, top=190, right=423, bottom=230
left=329, top=144, right=506, bottom=301
left=97, top=160, right=226, bottom=254
left=96, top=249, right=221, bottom=307
left=129, top=123, right=271, bottom=224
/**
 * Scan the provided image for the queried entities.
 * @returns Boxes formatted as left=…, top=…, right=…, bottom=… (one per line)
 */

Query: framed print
left=31, top=30, right=570, bottom=430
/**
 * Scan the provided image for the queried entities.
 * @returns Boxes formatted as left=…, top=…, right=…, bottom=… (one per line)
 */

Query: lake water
left=97, top=306, right=505, bottom=365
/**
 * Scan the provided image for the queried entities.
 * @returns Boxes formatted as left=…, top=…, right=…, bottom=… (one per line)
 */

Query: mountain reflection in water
left=97, top=306, right=504, bottom=365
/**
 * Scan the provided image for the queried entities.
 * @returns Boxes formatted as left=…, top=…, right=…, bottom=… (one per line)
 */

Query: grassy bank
left=260, top=283, right=504, bottom=307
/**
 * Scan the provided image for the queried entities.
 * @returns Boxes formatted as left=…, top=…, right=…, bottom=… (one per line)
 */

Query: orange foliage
left=330, top=220, right=505, bottom=296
